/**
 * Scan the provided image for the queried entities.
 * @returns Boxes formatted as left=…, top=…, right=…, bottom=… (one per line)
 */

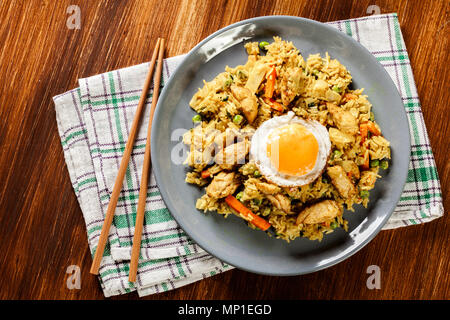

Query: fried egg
left=250, top=111, right=331, bottom=187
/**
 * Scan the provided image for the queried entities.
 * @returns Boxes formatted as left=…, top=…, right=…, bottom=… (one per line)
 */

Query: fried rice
left=183, top=37, right=391, bottom=242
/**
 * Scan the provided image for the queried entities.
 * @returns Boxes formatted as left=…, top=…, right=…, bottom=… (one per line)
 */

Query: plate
left=151, top=16, right=410, bottom=275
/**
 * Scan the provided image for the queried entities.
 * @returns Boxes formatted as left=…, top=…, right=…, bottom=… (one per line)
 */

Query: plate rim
left=151, top=15, right=411, bottom=276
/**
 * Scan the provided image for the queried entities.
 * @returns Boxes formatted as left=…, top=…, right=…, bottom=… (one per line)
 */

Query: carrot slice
left=361, top=157, right=370, bottom=170
left=264, top=67, right=277, bottom=98
left=225, top=195, right=271, bottom=231
left=360, top=123, right=368, bottom=144
left=322, top=221, right=330, bottom=227
left=367, top=121, right=381, bottom=136
left=360, top=121, right=381, bottom=145
left=344, top=93, right=358, bottom=101
left=263, top=97, right=284, bottom=112
left=201, top=170, right=210, bottom=179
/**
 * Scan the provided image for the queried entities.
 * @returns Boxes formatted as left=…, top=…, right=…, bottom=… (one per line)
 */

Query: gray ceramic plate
left=151, top=16, right=410, bottom=275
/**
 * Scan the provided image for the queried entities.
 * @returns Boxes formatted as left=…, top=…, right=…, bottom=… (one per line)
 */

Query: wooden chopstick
left=90, top=38, right=162, bottom=275
left=128, top=39, right=165, bottom=283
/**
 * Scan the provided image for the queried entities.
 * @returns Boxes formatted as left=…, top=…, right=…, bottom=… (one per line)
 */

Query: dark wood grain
left=0, top=0, right=448, bottom=300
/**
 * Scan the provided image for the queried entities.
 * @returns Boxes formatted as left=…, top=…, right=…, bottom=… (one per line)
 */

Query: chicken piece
left=340, top=160, right=360, bottom=179
left=329, top=127, right=355, bottom=149
left=281, top=67, right=307, bottom=105
left=266, top=194, right=291, bottom=213
left=327, top=165, right=357, bottom=198
left=214, top=127, right=240, bottom=148
left=287, top=67, right=306, bottom=94
left=231, top=85, right=252, bottom=102
left=205, top=172, right=239, bottom=199
left=230, top=85, right=258, bottom=124
left=253, top=179, right=282, bottom=195
left=215, top=140, right=249, bottom=165
left=325, top=89, right=341, bottom=103
left=245, top=61, right=269, bottom=94
left=185, top=147, right=214, bottom=167
left=327, top=103, right=359, bottom=135
left=296, top=200, right=341, bottom=225
left=311, top=79, right=329, bottom=98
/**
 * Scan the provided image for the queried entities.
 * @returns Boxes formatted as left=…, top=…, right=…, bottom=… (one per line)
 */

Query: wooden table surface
left=0, top=0, right=448, bottom=300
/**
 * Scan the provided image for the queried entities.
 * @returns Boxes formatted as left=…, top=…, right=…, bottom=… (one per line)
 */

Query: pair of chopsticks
left=90, top=38, right=165, bottom=283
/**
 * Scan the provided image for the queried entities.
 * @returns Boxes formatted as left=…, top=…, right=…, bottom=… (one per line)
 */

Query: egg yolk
left=266, top=123, right=319, bottom=176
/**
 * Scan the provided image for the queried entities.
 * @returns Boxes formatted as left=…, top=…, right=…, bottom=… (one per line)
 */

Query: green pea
left=380, top=160, right=389, bottom=170
left=332, top=85, right=342, bottom=93
left=370, top=159, right=380, bottom=168
left=233, top=114, right=243, bottom=125
left=360, top=190, right=370, bottom=199
left=330, top=221, right=339, bottom=229
left=236, top=192, right=243, bottom=200
left=253, top=170, right=261, bottom=177
left=333, top=150, right=342, bottom=159
left=259, top=41, right=269, bottom=50
left=192, top=114, right=202, bottom=123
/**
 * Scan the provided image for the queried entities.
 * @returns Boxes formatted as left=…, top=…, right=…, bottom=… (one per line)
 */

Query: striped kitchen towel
left=53, top=13, right=443, bottom=297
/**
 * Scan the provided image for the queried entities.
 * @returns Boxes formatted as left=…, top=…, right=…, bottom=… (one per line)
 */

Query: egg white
left=250, top=111, right=331, bottom=187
